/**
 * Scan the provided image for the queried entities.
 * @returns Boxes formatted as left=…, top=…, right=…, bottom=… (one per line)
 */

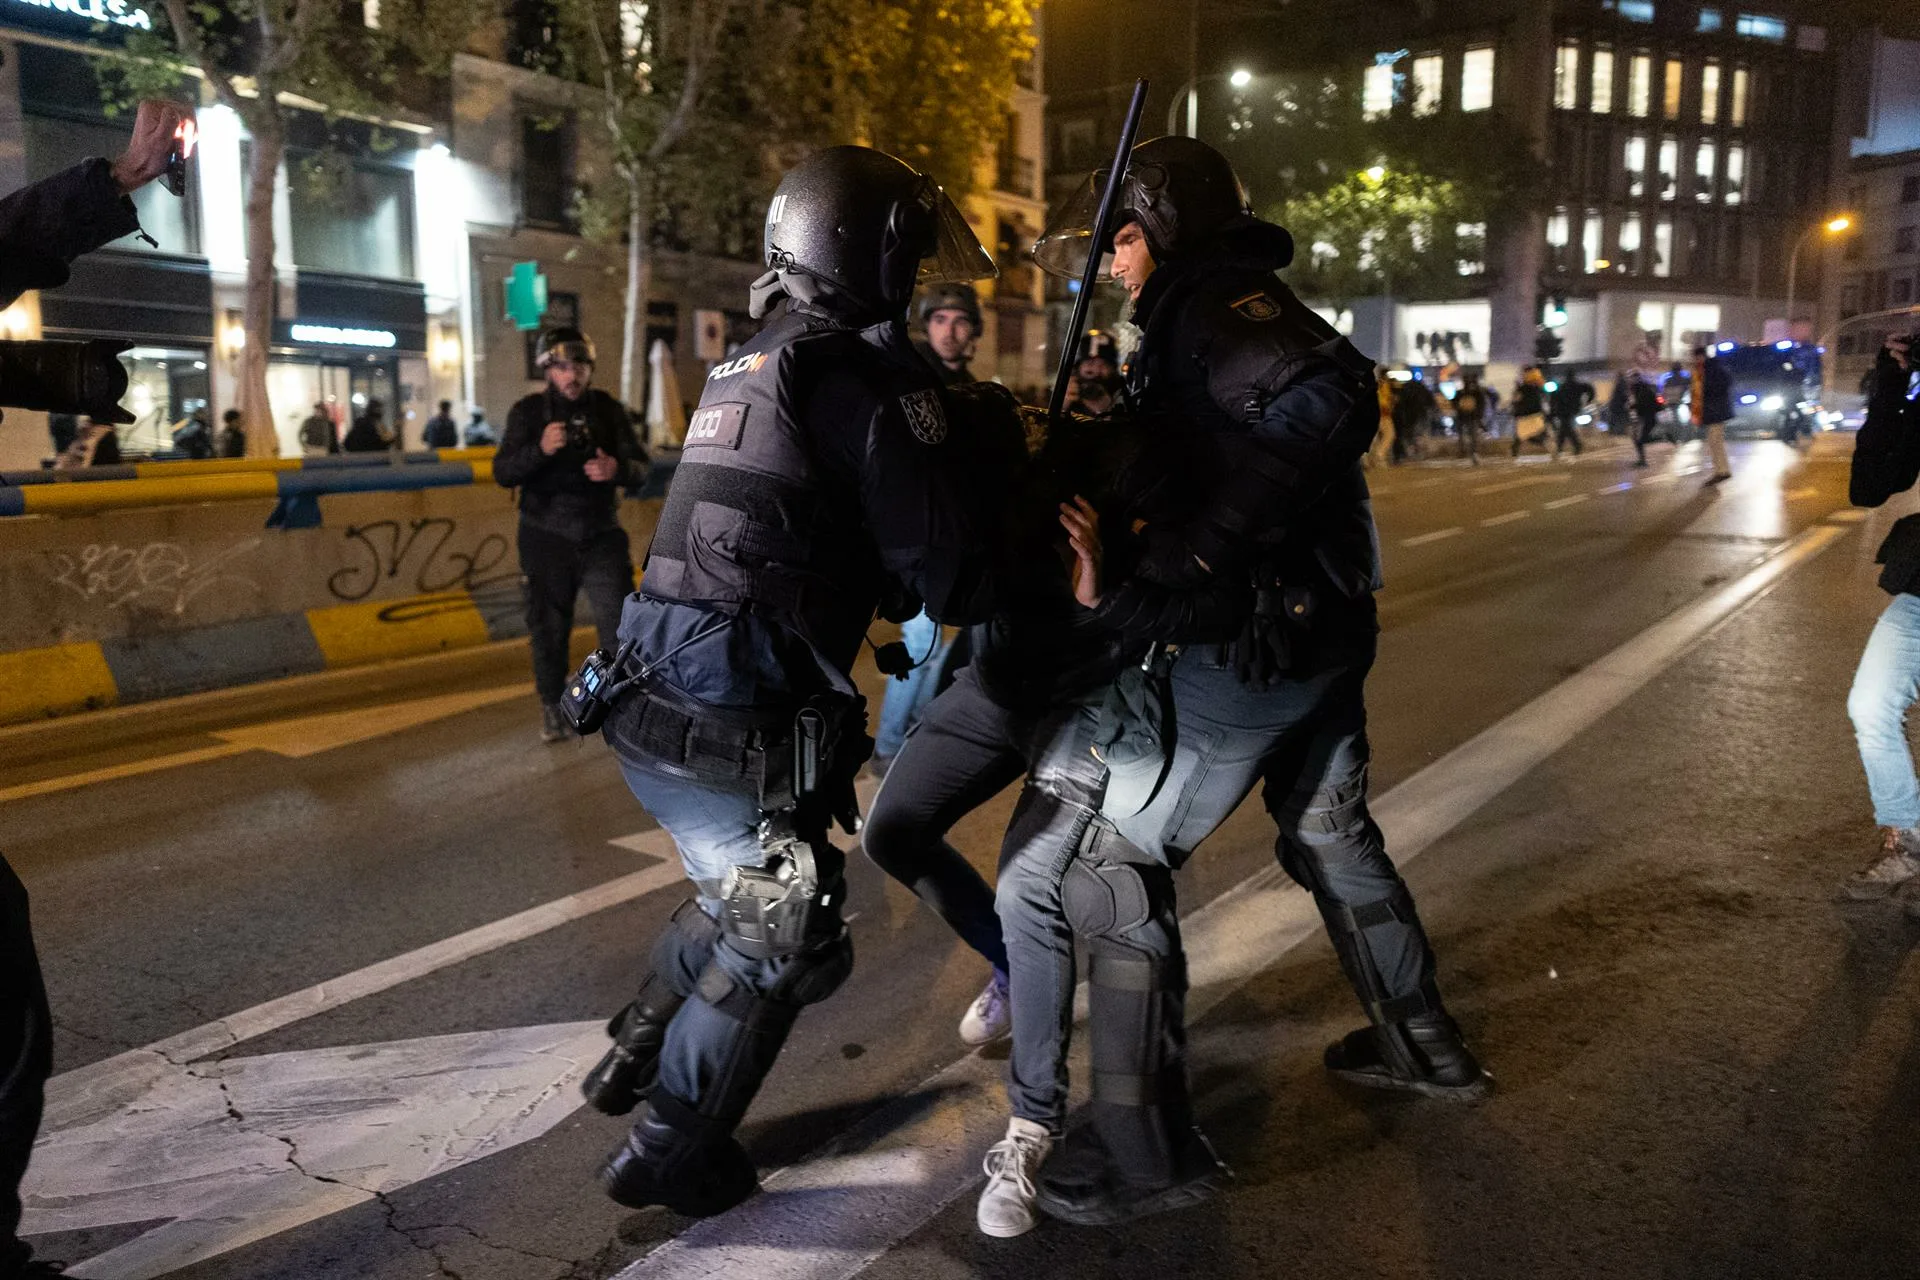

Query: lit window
left=1461, top=46, right=1495, bottom=112
left=1555, top=42, right=1581, bottom=109
left=363, top=0, right=379, bottom=27
left=1625, top=134, right=1648, bottom=197
left=1456, top=221, right=1485, bottom=275
left=1695, top=140, right=1715, bottom=201
left=1701, top=61, right=1720, bottom=123
left=1363, top=61, right=1396, bottom=120
left=1584, top=212, right=1605, bottom=272
left=1412, top=54, right=1443, bottom=117
left=1664, top=59, right=1683, bottom=117
left=1724, top=144, right=1744, bottom=204
left=1658, top=137, right=1678, bottom=200
left=1619, top=0, right=1655, bottom=20
left=1730, top=67, right=1748, bottom=125
left=1735, top=13, right=1787, bottom=41
left=1592, top=48, right=1616, bottom=113
left=1698, top=6, right=1722, bottom=31
left=1629, top=54, right=1652, bottom=116
left=1653, top=218, right=1673, bottom=277
left=1621, top=213, right=1644, bottom=257
left=1547, top=209, right=1570, bottom=247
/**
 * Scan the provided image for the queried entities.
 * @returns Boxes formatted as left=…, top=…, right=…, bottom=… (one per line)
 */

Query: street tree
left=1277, top=163, right=1484, bottom=312
left=104, top=0, right=487, bottom=455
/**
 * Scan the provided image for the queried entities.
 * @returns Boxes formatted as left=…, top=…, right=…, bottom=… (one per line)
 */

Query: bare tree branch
left=159, top=0, right=242, bottom=109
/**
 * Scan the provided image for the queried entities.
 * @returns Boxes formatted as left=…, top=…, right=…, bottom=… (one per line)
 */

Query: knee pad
left=1063, top=859, right=1153, bottom=941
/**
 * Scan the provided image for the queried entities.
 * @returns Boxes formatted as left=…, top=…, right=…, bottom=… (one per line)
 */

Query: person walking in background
left=170, top=406, right=212, bottom=459
left=1510, top=365, right=1550, bottom=457
left=342, top=398, right=390, bottom=452
left=1391, top=374, right=1433, bottom=463
left=1693, top=345, right=1733, bottom=485
left=215, top=408, right=246, bottom=458
left=1630, top=371, right=1662, bottom=467
left=54, top=416, right=120, bottom=470
left=1372, top=373, right=1397, bottom=466
left=1451, top=371, right=1488, bottom=465
left=298, top=401, right=338, bottom=456
left=422, top=399, right=459, bottom=449
left=1549, top=373, right=1591, bottom=458
left=1842, top=332, right=1920, bottom=904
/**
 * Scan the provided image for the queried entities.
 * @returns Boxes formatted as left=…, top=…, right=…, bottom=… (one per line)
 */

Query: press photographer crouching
left=495, top=326, right=651, bottom=742
left=1843, top=330, right=1920, bottom=905
left=0, top=97, right=193, bottom=1280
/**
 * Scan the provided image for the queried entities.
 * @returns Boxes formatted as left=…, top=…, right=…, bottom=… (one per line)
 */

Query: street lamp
left=1784, top=214, right=1854, bottom=335
left=1167, top=68, right=1257, bottom=136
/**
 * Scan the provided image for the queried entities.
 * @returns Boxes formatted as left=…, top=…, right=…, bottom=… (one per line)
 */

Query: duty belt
left=606, top=677, right=794, bottom=791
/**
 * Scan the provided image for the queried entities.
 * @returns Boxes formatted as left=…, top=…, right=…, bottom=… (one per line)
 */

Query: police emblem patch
left=900, top=389, right=948, bottom=444
left=1229, top=290, right=1281, bottom=322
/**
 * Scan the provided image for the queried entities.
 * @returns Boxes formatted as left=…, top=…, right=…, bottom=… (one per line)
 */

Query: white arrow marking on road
left=23, top=1021, right=604, bottom=1280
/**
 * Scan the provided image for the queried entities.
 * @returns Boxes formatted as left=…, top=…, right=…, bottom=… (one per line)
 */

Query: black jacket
left=1090, top=219, right=1382, bottom=655
left=1852, top=353, right=1920, bottom=596
left=0, top=159, right=141, bottom=308
left=494, top=386, right=649, bottom=541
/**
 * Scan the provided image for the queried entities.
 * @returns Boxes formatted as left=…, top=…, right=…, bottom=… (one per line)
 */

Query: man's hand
left=1060, top=495, right=1104, bottom=608
left=1888, top=332, right=1912, bottom=372
left=583, top=449, right=619, bottom=482
left=539, top=421, right=567, bottom=455
left=111, top=100, right=193, bottom=196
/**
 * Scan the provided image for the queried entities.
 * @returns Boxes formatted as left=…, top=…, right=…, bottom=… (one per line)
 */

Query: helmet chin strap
left=749, top=266, right=902, bottom=327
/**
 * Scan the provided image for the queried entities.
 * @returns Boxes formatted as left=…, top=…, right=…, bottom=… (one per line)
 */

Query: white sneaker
left=977, top=1117, right=1052, bottom=1238
left=958, top=975, right=1011, bottom=1046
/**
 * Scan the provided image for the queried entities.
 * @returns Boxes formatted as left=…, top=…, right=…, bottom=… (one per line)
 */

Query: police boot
left=1324, top=1009, right=1490, bottom=1100
left=599, top=1097, right=759, bottom=1218
left=580, top=985, right=686, bottom=1116
left=1035, top=1094, right=1227, bottom=1228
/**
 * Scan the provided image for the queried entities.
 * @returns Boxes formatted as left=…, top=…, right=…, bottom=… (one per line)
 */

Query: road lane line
left=1480, top=510, right=1532, bottom=527
left=1400, top=527, right=1463, bottom=546
left=1596, top=481, right=1635, bottom=494
left=1786, top=486, right=1821, bottom=500
left=616, top=518, right=1853, bottom=1280
left=1470, top=474, right=1573, bottom=496
left=0, top=743, right=249, bottom=806
left=1544, top=494, right=1590, bottom=510
left=41, top=855, right=688, bottom=1127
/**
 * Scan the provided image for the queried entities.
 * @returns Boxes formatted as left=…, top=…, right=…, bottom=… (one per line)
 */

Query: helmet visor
left=917, top=185, right=999, bottom=284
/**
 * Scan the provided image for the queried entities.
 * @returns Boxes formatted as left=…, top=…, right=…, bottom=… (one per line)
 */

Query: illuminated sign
left=5, top=0, right=152, bottom=29
left=290, top=323, right=398, bottom=349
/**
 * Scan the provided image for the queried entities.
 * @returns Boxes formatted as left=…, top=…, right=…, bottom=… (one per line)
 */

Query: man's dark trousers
left=518, top=524, right=632, bottom=705
left=0, top=855, right=51, bottom=1279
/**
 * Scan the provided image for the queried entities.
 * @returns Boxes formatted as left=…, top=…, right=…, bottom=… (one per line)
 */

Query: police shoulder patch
left=1228, top=290, right=1282, bottom=322
left=899, top=388, right=948, bottom=444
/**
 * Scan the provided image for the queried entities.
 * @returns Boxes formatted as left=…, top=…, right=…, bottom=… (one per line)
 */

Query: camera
left=565, top=410, right=594, bottom=452
left=561, top=639, right=638, bottom=734
left=0, top=339, right=135, bottom=423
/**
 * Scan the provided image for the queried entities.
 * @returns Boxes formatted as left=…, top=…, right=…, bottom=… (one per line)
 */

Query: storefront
left=263, top=273, right=428, bottom=453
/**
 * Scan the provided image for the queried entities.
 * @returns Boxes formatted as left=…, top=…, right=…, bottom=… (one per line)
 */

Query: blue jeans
left=1848, top=593, right=1920, bottom=829
left=873, top=610, right=950, bottom=761
left=617, top=761, right=838, bottom=1129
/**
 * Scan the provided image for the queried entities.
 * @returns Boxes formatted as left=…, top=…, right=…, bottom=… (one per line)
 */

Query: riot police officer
left=494, top=327, right=650, bottom=742
left=583, top=145, right=1011, bottom=1217
left=1065, top=329, right=1120, bottom=418
left=915, top=282, right=981, bottom=385
left=1022, top=135, right=1489, bottom=1226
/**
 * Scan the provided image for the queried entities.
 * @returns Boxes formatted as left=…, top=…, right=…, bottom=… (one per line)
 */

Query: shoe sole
left=1036, top=1172, right=1222, bottom=1227
left=1328, top=1066, right=1493, bottom=1101
left=959, top=1024, right=1013, bottom=1048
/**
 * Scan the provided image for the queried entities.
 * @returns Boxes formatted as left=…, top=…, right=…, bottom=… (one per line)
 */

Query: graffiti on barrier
left=45, top=539, right=262, bottom=615
left=328, top=519, right=513, bottom=603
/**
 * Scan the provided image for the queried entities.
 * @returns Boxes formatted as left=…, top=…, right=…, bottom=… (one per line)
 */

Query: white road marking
left=1400, top=527, right=1464, bottom=546
left=0, top=743, right=250, bottom=806
left=1596, top=481, right=1635, bottom=494
left=25, top=1022, right=605, bottom=1280
left=615, top=519, right=1853, bottom=1280
left=1480, top=510, right=1532, bottom=527
left=1786, top=486, right=1821, bottom=500
left=1470, top=474, right=1573, bottom=496
left=1544, top=494, right=1591, bottom=510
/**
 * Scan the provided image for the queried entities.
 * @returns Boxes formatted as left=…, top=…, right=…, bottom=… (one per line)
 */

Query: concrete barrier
left=0, top=479, right=664, bottom=725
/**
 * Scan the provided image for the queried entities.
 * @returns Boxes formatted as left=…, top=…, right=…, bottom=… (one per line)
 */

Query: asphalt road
left=7, top=430, right=1915, bottom=1280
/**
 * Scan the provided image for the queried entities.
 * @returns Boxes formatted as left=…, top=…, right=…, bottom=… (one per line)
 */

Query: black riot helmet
left=535, top=326, right=596, bottom=368
left=751, top=145, right=997, bottom=320
left=1077, top=328, right=1119, bottom=368
left=917, top=282, right=983, bottom=327
left=1033, top=134, right=1257, bottom=279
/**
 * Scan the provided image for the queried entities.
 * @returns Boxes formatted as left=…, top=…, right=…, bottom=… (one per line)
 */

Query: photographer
left=495, top=326, right=648, bottom=742
left=1843, top=332, right=1920, bottom=904
left=0, top=97, right=191, bottom=1280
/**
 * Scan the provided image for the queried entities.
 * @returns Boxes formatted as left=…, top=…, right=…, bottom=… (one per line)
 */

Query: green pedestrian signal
left=503, top=262, right=548, bottom=332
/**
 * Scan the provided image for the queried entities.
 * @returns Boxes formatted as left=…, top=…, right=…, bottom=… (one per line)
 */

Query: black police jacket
left=1090, top=220, right=1383, bottom=651
left=495, top=386, right=649, bottom=541
left=620, top=304, right=1016, bottom=711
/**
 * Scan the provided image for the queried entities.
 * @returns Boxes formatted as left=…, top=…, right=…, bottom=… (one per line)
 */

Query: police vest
left=640, top=312, right=899, bottom=663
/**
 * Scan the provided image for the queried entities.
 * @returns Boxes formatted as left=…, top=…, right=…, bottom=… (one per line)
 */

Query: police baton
left=1046, top=77, right=1150, bottom=426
